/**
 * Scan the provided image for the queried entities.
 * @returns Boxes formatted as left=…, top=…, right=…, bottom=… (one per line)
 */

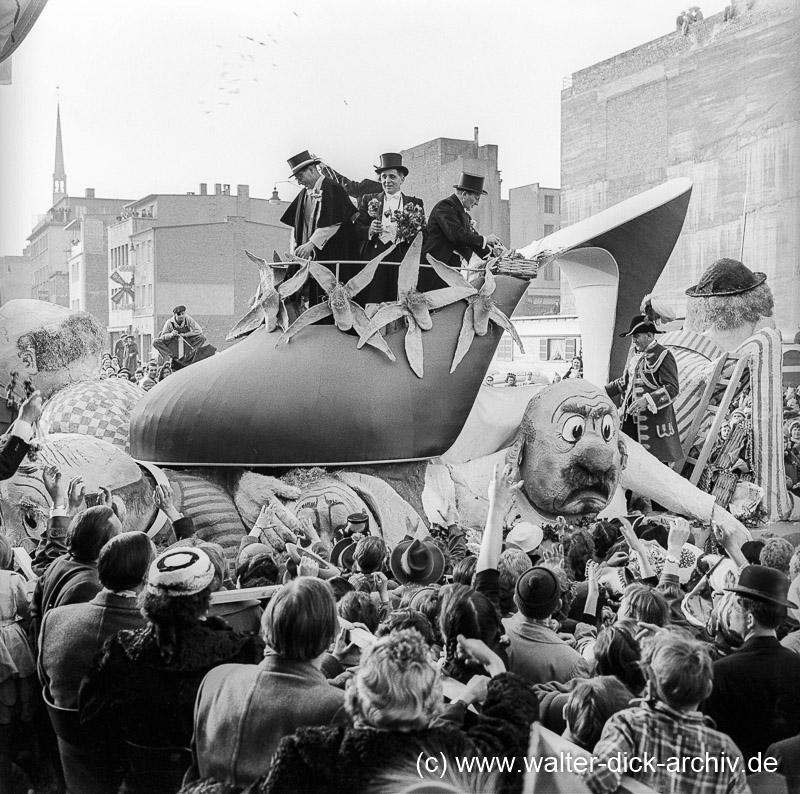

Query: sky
left=0, top=0, right=730, bottom=255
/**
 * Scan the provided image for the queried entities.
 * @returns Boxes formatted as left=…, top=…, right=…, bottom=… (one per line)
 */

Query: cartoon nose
left=574, top=441, right=615, bottom=473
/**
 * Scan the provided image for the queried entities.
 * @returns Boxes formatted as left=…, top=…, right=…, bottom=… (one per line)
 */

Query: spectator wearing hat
left=189, top=577, right=345, bottom=788
left=389, top=536, right=445, bottom=589
left=506, top=521, right=544, bottom=567
left=121, top=333, right=139, bottom=374
left=421, top=172, right=504, bottom=292
left=606, top=314, right=682, bottom=466
left=504, top=566, right=591, bottom=686
left=704, top=564, right=800, bottom=764
left=353, top=153, right=426, bottom=303
left=153, top=305, right=211, bottom=369
left=78, top=547, right=264, bottom=777
left=279, top=150, right=358, bottom=305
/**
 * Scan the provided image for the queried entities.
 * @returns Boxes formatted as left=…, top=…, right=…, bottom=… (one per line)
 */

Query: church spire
left=52, top=101, right=67, bottom=205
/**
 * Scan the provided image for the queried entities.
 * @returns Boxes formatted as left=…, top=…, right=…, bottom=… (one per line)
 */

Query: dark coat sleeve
left=0, top=432, right=30, bottom=481
left=318, top=178, right=358, bottom=228
left=31, top=515, right=71, bottom=577
left=353, top=192, right=379, bottom=253
left=430, top=197, right=487, bottom=255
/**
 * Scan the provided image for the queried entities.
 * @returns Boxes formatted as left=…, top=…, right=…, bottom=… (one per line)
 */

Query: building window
left=496, top=336, right=515, bottom=361
left=544, top=195, right=555, bottom=214
left=539, top=337, right=579, bottom=361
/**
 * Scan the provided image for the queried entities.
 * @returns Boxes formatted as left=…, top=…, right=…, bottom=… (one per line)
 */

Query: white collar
left=311, top=175, right=324, bottom=192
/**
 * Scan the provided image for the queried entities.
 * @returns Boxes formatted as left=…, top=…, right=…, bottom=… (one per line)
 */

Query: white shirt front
left=379, top=192, right=403, bottom=244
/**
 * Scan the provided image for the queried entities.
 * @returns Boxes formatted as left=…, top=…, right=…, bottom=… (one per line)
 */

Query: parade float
left=7, top=177, right=795, bottom=561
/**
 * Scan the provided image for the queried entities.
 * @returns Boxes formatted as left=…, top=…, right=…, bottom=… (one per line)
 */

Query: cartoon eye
left=601, top=415, right=614, bottom=442
left=561, top=416, right=585, bottom=443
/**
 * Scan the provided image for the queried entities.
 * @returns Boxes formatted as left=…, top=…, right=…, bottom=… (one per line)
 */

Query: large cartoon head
left=507, top=380, right=627, bottom=519
left=0, top=300, right=103, bottom=400
left=0, top=434, right=156, bottom=550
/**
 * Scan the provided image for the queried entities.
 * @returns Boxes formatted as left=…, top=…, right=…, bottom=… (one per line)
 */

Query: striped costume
left=662, top=327, right=799, bottom=522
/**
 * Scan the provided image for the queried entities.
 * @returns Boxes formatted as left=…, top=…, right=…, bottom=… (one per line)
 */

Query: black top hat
left=389, top=537, right=445, bottom=585
left=453, top=173, right=488, bottom=195
left=619, top=314, right=664, bottom=337
left=287, top=150, right=321, bottom=176
left=374, top=153, right=408, bottom=177
left=725, top=564, right=798, bottom=609
left=685, top=258, right=767, bottom=297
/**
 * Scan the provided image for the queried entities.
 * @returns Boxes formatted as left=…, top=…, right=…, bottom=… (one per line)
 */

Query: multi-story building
left=560, top=0, right=800, bottom=335
left=509, top=183, right=562, bottom=316
left=401, top=129, right=510, bottom=248
left=28, top=106, right=129, bottom=312
left=107, top=183, right=290, bottom=358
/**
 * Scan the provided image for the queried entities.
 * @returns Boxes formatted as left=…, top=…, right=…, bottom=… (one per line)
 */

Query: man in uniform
left=606, top=314, right=682, bottom=466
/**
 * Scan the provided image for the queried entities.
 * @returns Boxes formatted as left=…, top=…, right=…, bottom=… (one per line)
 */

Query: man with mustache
left=606, top=314, right=682, bottom=467
left=507, top=380, right=627, bottom=522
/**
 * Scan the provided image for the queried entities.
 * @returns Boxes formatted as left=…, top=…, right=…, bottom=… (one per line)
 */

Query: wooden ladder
left=681, top=350, right=750, bottom=485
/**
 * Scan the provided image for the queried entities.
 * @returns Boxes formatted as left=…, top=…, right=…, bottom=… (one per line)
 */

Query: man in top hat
left=353, top=153, right=426, bottom=304
left=605, top=314, right=682, bottom=466
left=279, top=150, right=358, bottom=305
left=704, top=564, right=800, bottom=765
left=420, top=172, right=503, bottom=292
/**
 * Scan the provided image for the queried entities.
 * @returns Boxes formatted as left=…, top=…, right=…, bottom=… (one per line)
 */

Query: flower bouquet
left=367, top=198, right=383, bottom=219
left=389, top=203, right=426, bottom=244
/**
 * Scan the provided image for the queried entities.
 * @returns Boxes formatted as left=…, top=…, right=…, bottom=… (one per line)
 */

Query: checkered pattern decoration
left=40, top=378, right=145, bottom=453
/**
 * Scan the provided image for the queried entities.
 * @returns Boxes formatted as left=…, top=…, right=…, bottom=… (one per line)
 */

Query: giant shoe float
left=130, top=179, right=693, bottom=467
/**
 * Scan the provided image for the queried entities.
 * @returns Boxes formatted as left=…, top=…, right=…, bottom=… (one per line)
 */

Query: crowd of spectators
left=99, top=352, right=171, bottom=390
left=1, top=448, right=800, bottom=792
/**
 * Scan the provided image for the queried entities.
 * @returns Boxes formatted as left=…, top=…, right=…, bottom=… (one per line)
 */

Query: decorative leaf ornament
left=226, top=250, right=291, bottom=340
left=276, top=245, right=398, bottom=361
left=450, top=261, right=525, bottom=373
left=356, top=238, right=477, bottom=378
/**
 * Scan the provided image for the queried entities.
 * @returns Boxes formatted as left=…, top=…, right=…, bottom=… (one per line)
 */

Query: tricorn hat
left=619, top=314, right=664, bottom=337
left=725, top=564, right=798, bottom=609
left=685, top=258, right=767, bottom=297
left=389, top=537, right=445, bottom=585
left=453, top=172, right=488, bottom=196
left=287, top=150, right=321, bottom=176
left=374, top=152, right=408, bottom=177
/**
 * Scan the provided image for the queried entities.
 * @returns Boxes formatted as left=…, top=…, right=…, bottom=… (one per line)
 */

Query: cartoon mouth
left=561, top=464, right=616, bottom=506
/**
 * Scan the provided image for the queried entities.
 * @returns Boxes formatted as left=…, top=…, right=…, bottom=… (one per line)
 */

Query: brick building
left=401, top=129, right=510, bottom=248
left=107, top=184, right=290, bottom=358
left=509, top=183, right=562, bottom=316
left=560, top=0, right=800, bottom=336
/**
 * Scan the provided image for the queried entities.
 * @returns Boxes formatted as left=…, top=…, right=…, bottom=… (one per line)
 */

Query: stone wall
left=560, top=0, right=800, bottom=335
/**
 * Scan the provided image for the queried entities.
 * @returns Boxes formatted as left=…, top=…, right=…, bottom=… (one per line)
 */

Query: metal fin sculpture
left=450, top=262, right=525, bottom=373
left=276, top=245, right=398, bottom=361
left=357, top=238, right=476, bottom=377
left=226, top=250, right=290, bottom=340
